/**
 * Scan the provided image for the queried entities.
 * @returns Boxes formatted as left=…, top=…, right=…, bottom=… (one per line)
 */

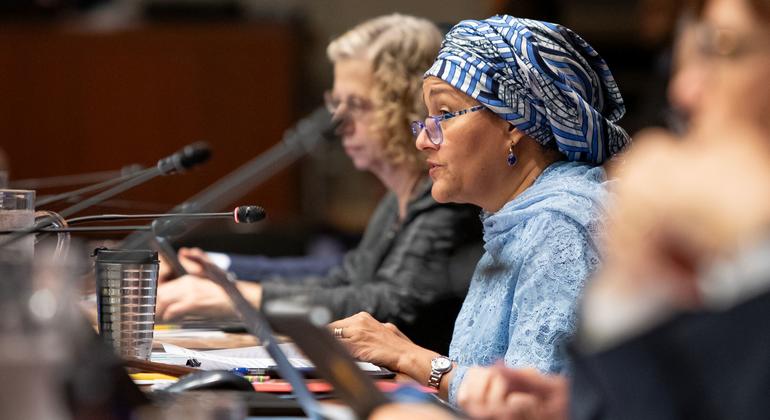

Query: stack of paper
left=157, top=343, right=382, bottom=372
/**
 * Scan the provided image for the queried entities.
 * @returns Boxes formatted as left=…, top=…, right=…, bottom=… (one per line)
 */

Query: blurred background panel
left=0, top=0, right=679, bottom=253
left=0, top=17, right=299, bottom=222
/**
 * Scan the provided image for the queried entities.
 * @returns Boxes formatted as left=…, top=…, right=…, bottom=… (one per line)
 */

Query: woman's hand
left=158, top=247, right=210, bottom=283
left=155, top=252, right=262, bottom=321
left=328, top=312, right=425, bottom=373
left=457, top=365, right=567, bottom=420
left=156, top=274, right=237, bottom=321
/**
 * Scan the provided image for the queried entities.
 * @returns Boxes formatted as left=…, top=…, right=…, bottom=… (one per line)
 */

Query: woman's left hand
left=328, top=312, right=422, bottom=372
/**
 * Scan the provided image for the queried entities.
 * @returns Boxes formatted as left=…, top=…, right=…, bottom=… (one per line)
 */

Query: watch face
left=432, top=357, right=451, bottom=371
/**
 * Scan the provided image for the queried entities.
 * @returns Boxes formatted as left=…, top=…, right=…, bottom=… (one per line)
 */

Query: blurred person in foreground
left=450, top=0, right=770, bottom=419
left=154, top=14, right=483, bottom=354
left=325, top=15, right=629, bottom=404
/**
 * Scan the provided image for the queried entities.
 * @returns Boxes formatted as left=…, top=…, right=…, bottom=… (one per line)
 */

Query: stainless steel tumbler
left=95, top=249, right=159, bottom=360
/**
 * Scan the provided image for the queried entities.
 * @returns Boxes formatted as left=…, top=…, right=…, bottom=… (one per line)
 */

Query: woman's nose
left=333, top=111, right=354, bottom=137
left=415, top=128, right=438, bottom=151
left=331, top=102, right=348, bottom=121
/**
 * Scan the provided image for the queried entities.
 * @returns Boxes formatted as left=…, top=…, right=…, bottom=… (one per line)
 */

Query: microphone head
left=233, top=205, right=266, bottom=224
left=178, top=142, right=212, bottom=170
left=309, top=106, right=342, bottom=141
left=326, top=114, right=344, bottom=140
left=157, top=142, right=212, bottom=175
left=284, top=107, right=340, bottom=151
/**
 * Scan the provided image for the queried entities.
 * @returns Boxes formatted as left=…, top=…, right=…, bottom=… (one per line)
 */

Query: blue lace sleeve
left=448, top=211, right=600, bottom=404
left=449, top=364, right=469, bottom=403
left=503, top=211, right=599, bottom=372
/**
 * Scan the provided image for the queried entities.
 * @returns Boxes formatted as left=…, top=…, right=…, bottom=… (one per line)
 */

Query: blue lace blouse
left=447, top=161, right=607, bottom=403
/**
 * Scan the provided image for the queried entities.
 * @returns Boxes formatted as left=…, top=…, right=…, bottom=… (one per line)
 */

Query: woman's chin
left=349, top=158, right=370, bottom=171
left=429, top=184, right=455, bottom=204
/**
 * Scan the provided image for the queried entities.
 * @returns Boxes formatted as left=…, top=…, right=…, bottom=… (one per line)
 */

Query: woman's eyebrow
left=423, top=86, right=457, bottom=107
left=426, top=84, right=456, bottom=98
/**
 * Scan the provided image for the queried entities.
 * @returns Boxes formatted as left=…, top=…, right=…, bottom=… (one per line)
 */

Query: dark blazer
left=569, top=289, right=770, bottom=420
left=260, top=177, right=483, bottom=354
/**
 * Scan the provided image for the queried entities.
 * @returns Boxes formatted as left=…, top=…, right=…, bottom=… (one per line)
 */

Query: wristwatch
left=427, top=356, right=452, bottom=389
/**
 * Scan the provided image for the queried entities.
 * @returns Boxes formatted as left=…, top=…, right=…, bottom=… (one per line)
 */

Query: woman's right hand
left=328, top=312, right=428, bottom=374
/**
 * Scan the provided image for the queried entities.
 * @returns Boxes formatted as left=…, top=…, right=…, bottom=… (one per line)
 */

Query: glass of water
left=0, top=189, right=36, bottom=261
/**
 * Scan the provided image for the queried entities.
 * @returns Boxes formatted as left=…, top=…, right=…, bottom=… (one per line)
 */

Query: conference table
left=125, top=323, right=412, bottom=419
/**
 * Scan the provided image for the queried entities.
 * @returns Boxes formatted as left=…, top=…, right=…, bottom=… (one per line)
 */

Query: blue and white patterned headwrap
left=426, top=16, right=630, bottom=164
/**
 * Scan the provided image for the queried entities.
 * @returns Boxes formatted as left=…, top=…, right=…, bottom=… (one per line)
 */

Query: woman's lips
left=344, top=144, right=363, bottom=154
left=428, top=161, right=442, bottom=177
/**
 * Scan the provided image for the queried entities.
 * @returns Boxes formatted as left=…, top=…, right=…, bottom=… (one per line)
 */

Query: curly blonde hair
left=327, top=14, right=442, bottom=172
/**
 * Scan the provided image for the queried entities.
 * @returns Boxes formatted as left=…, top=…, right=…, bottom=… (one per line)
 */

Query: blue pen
left=231, top=367, right=268, bottom=376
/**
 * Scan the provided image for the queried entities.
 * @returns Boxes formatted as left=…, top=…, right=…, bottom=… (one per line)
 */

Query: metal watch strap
left=428, top=370, right=444, bottom=389
left=427, top=356, right=452, bottom=389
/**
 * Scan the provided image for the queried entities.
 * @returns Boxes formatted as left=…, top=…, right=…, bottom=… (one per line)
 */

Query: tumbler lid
left=93, top=248, right=158, bottom=264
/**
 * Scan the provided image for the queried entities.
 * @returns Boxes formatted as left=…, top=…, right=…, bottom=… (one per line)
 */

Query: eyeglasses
left=324, top=91, right=373, bottom=118
left=695, top=24, right=770, bottom=59
left=410, top=105, right=485, bottom=145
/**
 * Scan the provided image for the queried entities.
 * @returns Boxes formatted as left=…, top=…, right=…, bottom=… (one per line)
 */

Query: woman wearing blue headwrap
left=329, top=15, right=629, bottom=404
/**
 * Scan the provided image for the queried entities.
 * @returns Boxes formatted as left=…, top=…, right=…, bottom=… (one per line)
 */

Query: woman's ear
left=507, top=124, right=526, bottom=146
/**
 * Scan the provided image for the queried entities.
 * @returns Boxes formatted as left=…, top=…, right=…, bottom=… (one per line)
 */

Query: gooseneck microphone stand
left=0, top=142, right=211, bottom=252
left=11, top=165, right=143, bottom=191
left=120, top=106, right=339, bottom=251
left=34, top=165, right=145, bottom=208
left=2, top=207, right=265, bottom=235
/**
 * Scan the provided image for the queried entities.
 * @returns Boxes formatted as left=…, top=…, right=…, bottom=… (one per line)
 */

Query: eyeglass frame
left=410, top=105, right=486, bottom=145
left=323, top=90, right=373, bottom=118
left=694, top=23, right=770, bottom=59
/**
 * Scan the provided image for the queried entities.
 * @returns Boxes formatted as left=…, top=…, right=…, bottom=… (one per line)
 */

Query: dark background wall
left=0, top=21, right=299, bottom=221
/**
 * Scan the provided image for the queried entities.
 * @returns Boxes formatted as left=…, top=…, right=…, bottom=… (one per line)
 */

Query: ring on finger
left=333, top=327, right=344, bottom=339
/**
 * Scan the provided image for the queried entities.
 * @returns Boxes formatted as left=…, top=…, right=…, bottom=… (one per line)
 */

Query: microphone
left=69, top=206, right=261, bottom=278
left=64, top=206, right=266, bottom=225
left=146, top=205, right=266, bottom=278
left=121, top=106, right=336, bottom=251
left=36, top=142, right=211, bottom=208
left=156, top=142, right=212, bottom=175
left=283, top=106, right=342, bottom=152
left=0, top=143, right=213, bottom=250
left=234, top=205, right=265, bottom=224
left=51, top=142, right=212, bottom=219
left=1, top=206, right=266, bottom=235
